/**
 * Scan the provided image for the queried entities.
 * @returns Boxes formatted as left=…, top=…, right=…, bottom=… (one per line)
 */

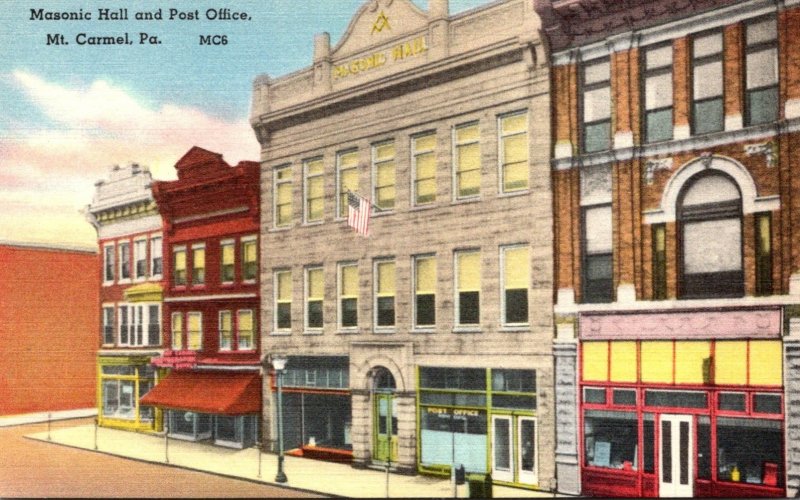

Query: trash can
left=467, top=473, right=492, bottom=498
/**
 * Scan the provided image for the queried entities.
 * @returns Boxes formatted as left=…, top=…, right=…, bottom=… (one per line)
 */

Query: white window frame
left=273, top=164, right=293, bottom=228
left=186, top=311, right=203, bottom=351
left=146, top=303, right=161, bottom=347
left=411, top=132, right=437, bottom=206
left=305, top=266, right=324, bottom=332
left=118, top=241, right=131, bottom=283
left=337, top=262, right=359, bottom=331
left=303, top=157, right=324, bottom=224
left=191, top=243, right=206, bottom=286
left=452, top=121, right=481, bottom=200
left=497, top=111, right=529, bottom=194
left=149, top=235, right=163, bottom=280
left=241, top=235, right=258, bottom=283
left=102, top=304, right=115, bottom=346
left=274, top=269, right=292, bottom=334
left=173, top=245, right=187, bottom=287
left=220, top=238, right=236, bottom=285
left=500, top=244, right=530, bottom=327
left=134, top=237, right=148, bottom=281
left=371, top=140, right=396, bottom=211
left=336, top=149, right=359, bottom=219
left=236, top=309, right=255, bottom=351
left=373, top=258, right=396, bottom=331
left=171, top=312, right=183, bottom=350
left=103, top=243, right=116, bottom=285
left=117, top=303, right=160, bottom=347
left=219, top=310, right=233, bottom=351
left=454, top=249, right=481, bottom=328
left=412, top=254, right=436, bottom=329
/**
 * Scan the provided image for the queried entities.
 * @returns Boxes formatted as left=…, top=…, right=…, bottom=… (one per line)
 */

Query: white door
left=492, top=415, right=513, bottom=482
left=517, top=417, right=538, bottom=485
left=659, top=414, right=693, bottom=497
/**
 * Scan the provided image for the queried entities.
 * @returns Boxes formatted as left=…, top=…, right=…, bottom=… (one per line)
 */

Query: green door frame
left=373, top=391, right=398, bottom=463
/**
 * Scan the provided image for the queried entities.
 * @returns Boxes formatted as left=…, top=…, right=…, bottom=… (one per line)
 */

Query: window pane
left=694, top=62, right=723, bottom=98
left=719, top=392, right=746, bottom=412
left=456, top=124, right=479, bottom=143
left=747, top=49, right=778, bottom=89
left=584, top=388, right=607, bottom=404
left=584, top=411, right=638, bottom=469
left=586, top=255, right=612, bottom=284
left=716, top=417, right=783, bottom=486
left=646, top=72, right=673, bottom=109
left=377, top=296, right=395, bottom=326
left=505, top=289, right=528, bottom=324
left=277, top=271, right=292, bottom=300
left=753, top=393, right=782, bottom=414
left=308, top=268, right=323, bottom=299
left=698, top=417, right=711, bottom=479
left=341, top=297, right=357, bottom=327
left=414, top=134, right=436, bottom=151
left=748, top=86, right=779, bottom=125
left=503, top=162, right=528, bottom=192
left=682, top=174, right=740, bottom=206
left=584, top=60, right=610, bottom=85
left=584, top=87, right=611, bottom=122
left=693, top=32, right=722, bottom=58
left=341, top=265, right=358, bottom=296
left=644, top=390, right=707, bottom=408
left=377, top=261, right=395, bottom=295
left=416, top=257, right=436, bottom=293
left=307, top=301, right=323, bottom=328
left=683, top=218, right=741, bottom=273
left=459, top=291, right=479, bottom=324
left=613, top=389, right=636, bottom=406
left=219, top=311, right=232, bottom=350
left=504, top=247, right=529, bottom=290
left=693, top=98, right=724, bottom=134
left=237, top=310, right=254, bottom=350
left=503, top=133, right=527, bottom=167
left=457, top=252, right=480, bottom=291
left=501, top=113, right=526, bottom=134
left=646, top=45, right=672, bottom=69
left=585, top=206, right=612, bottom=253
left=584, top=121, right=611, bottom=153
left=277, top=303, right=292, bottom=329
left=416, top=294, right=435, bottom=326
left=747, top=18, right=777, bottom=46
left=646, top=108, right=673, bottom=143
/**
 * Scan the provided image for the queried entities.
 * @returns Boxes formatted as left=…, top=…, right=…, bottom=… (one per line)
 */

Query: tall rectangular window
left=756, top=213, right=773, bottom=296
left=304, top=158, right=324, bottom=223
left=414, top=255, right=436, bottom=327
left=582, top=59, right=611, bottom=153
left=191, top=244, right=205, bottom=285
left=337, top=150, right=359, bottom=218
left=219, top=310, right=232, bottom=351
left=221, top=240, right=235, bottom=284
left=132, top=305, right=144, bottom=345
left=187, top=312, right=202, bottom=351
left=454, top=122, right=481, bottom=199
left=692, top=31, right=724, bottom=135
left=103, top=306, right=115, bottom=345
left=119, top=242, right=131, bottom=280
left=147, top=304, right=160, bottom=346
left=583, top=205, right=613, bottom=303
left=339, top=263, right=358, bottom=329
left=502, top=245, right=529, bottom=325
left=173, top=247, right=187, bottom=286
left=150, top=236, right=162, bottom=277
left=499, top=112, right=529, bottom=192
left=237, top=310, right=254, bottom=350
left=643, top=44, right=674, bottom=143
left=652, top=224, right=667, bottom=300
left=275, top=270, right=292, bottom=331
left=372, top=141, right=396, bottom=210
left=456, top=250, right=480, bottom=326
left=412, top=133, right=436, bottom=205
left=242, top=237, right=257, bottom=282
left=375, top=260, right=396, bottom=328
left=745, top=17, right=779, bottom=126
left=119, top=305, right=129, bottom=345
left=171, top=312, right=183, bottom=350
left=274, top=166, right=293, bottom=228
left=134, top=239, right=147, bottom=279
left=104, top=244, right=115, bottom=283
left=306, top=267, right=324, bottom=330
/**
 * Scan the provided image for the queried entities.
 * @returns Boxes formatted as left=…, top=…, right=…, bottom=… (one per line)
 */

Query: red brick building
left=143, top=147, right=262, bottom=449
left=535, top=0, right=800, bottom=497
left=0, top=241, right=98, bottom=415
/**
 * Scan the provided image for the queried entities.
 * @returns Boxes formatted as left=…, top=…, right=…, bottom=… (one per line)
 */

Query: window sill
left=148, top=276, right=162, bottom=282
left=269, top=226, right=292, bottom=233
left=337, top=328, right=359, bottom=335
left=372, top=210, right=395, bottom=218
left=500, top=324, right=530, bottom=333
left=412, top=327, right=436, bottom=334
left=409, top=203, right=436, bottom=213
left=497, top=189, right=530, bottom=199
left=269, top=331, right=292, bottom=336
left=303, top=220, right=324, bottom=227
left=451, top=196, right=481, bottom=206
left=452, top=326, right=482, bottom=334
left=242, top=279, right=257, bottom=285
left=118, top=279, right=132, bottom=285
left=103, top=281, right=115, bottom=287
left=303, top=330, right=323, bottom=336
left=373, top=328, right=396, bottom=335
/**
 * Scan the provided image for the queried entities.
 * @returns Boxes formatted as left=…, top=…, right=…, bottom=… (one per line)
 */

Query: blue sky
left=0, top=0, right=492, bottom=247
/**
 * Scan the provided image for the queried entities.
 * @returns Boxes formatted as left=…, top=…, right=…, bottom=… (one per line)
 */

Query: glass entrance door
left=659, top=414, right=693, bottom=497
left=492, top=415, right=538, bottom=485
left=517, top=417, right=537, bottom=485
left=492, top=415, right=513, bottom=482
left=374, top=393, right=397, bottom=463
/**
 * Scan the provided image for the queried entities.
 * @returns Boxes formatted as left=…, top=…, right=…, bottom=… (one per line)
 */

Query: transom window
left=678, top=172, right=743, bottom=298
left=692, top=31, right=724, bottom=135
left=582, top=59, right=611, bottom=153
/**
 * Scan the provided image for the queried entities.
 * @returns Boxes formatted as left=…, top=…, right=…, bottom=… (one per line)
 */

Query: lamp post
left=270, top=354, right=288, bottom=483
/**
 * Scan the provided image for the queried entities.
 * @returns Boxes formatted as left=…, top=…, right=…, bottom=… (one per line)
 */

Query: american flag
left=347, top=191, right=371, bottom=237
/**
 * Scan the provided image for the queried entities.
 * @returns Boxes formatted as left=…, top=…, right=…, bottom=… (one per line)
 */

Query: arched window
left=678, top=172, right=743, bottom=298
left=373, top=366, right=396, bottom=392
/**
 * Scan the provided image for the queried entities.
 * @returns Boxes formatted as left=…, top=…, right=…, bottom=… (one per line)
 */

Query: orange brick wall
left=0, top=245, right=99, bottom=414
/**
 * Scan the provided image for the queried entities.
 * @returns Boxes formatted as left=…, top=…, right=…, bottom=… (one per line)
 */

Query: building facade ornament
left=643, top=157, right=673, bottom=185
left=745, top=141, right=777, bottom=168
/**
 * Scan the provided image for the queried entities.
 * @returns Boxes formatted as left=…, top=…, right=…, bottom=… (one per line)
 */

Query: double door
left=374, top=392, right=398, bottom=463
left=491, top=415, right=537, bottom=485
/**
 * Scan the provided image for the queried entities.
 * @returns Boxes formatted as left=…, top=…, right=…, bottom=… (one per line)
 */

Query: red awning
left=140, top=371, right=261, bottom=415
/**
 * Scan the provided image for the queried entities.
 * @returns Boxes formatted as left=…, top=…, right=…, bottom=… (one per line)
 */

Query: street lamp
left=270, top=354, right=289, bottom=483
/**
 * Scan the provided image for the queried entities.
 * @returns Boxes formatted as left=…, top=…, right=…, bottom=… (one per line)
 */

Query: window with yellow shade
left=171, top=312, right=183, bottom=350
left=221, top=240, right=235, bottom=284
left=502, top=245, right=529, bottom=325
left=237, top=310, right=254, bottom=350
left=414, top=255, right=436, bottom=327
left=306, top=267, right=324, bottom=330
left=454, top=123, right=480, bottom=199
left=274, top=165, right=293, bottom=227
left=242, top=237, right=257, bottom=282
left=412, top=133, right=436, bottom=205
left=173, top=247, right=187, bottom=287
left=375, top=260, right=396, bottom=328
left=219, top=310, right=232, bottom=351
left=339, top=263, right=358, bottom=328
left=275, top=270, right=292, bottom=331
left=337, top=150, right=359, bottom=218
left=187, top=312, right=202, bottom=351
left=372, top=141, right=395, bottom=210
left=304, top=158, right=324, bottom=223
left=456, top=250, right=480, bottom=326
left=191, top=244, right=205, bottom=286
left=499, top=112, right=528, bottom=193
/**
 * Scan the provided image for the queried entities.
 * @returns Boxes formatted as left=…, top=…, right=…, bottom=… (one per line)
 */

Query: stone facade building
left=251, top=0, right=555, bottom=490
left=536, top=0, right=800, bottom=496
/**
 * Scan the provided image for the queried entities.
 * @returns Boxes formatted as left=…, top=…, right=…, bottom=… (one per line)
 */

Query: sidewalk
left=26, top=424, right=558, bottom=498
left=0, top=408, right=96, bottom=427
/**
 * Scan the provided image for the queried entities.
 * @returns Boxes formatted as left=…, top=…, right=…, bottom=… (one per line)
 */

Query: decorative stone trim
left=745, top=141, right=777, bottom=168
left=643, top=157, right=673, bottom=185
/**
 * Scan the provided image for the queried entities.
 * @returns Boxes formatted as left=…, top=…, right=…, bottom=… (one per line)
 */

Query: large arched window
left=678, top=172, right=744, bottom=298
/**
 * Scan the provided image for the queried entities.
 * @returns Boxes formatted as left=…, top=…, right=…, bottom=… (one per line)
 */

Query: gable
left=332, top=0, right=429, bottom=57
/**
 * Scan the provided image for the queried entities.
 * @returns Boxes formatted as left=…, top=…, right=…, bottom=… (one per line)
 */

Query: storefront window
left=698, top=416, right=711, bottom=480
left=421, top=408, right=487, bottom=473
left=214, top=415, right=258, bottom=448
left=584, top=410, right=638, bottom=470
left=419, top=367, right=486, bottom=391
left=643, top=414, right=654, bottom=473
left=753, top=393, right=782, bottom=415
left=583, top=387, right=606, bottom=404
left=644, top=390, right=707, bottom=409
left=716, top=417, right=783, bottom=487
left=719, top=392, right=746, bottom=412
left=169, top=410, right=212, bottom=440
left=282, top=392, right=351, bottom=451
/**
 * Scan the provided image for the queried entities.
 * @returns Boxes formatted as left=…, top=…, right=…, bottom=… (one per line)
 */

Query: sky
left=0, top=0, right=492, bottom=248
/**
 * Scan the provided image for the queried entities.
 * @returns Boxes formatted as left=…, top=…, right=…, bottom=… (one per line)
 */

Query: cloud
left=1, top=71, right=260, bottom=246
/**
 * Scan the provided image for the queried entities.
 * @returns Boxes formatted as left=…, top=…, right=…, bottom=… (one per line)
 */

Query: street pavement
left=23, top=419, right=559, bottom=498
left=0, top=418, right=322, bottom=498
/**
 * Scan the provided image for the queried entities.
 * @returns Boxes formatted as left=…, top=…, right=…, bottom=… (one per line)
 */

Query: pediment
left=333, top=0, right=429, bottom=57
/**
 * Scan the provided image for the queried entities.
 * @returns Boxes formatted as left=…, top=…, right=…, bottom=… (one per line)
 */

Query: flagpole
left=346, top=189, right=382, bottom=212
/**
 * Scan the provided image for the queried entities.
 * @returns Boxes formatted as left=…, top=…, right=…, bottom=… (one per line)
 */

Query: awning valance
left=140, top=370, right=261, bottom=415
